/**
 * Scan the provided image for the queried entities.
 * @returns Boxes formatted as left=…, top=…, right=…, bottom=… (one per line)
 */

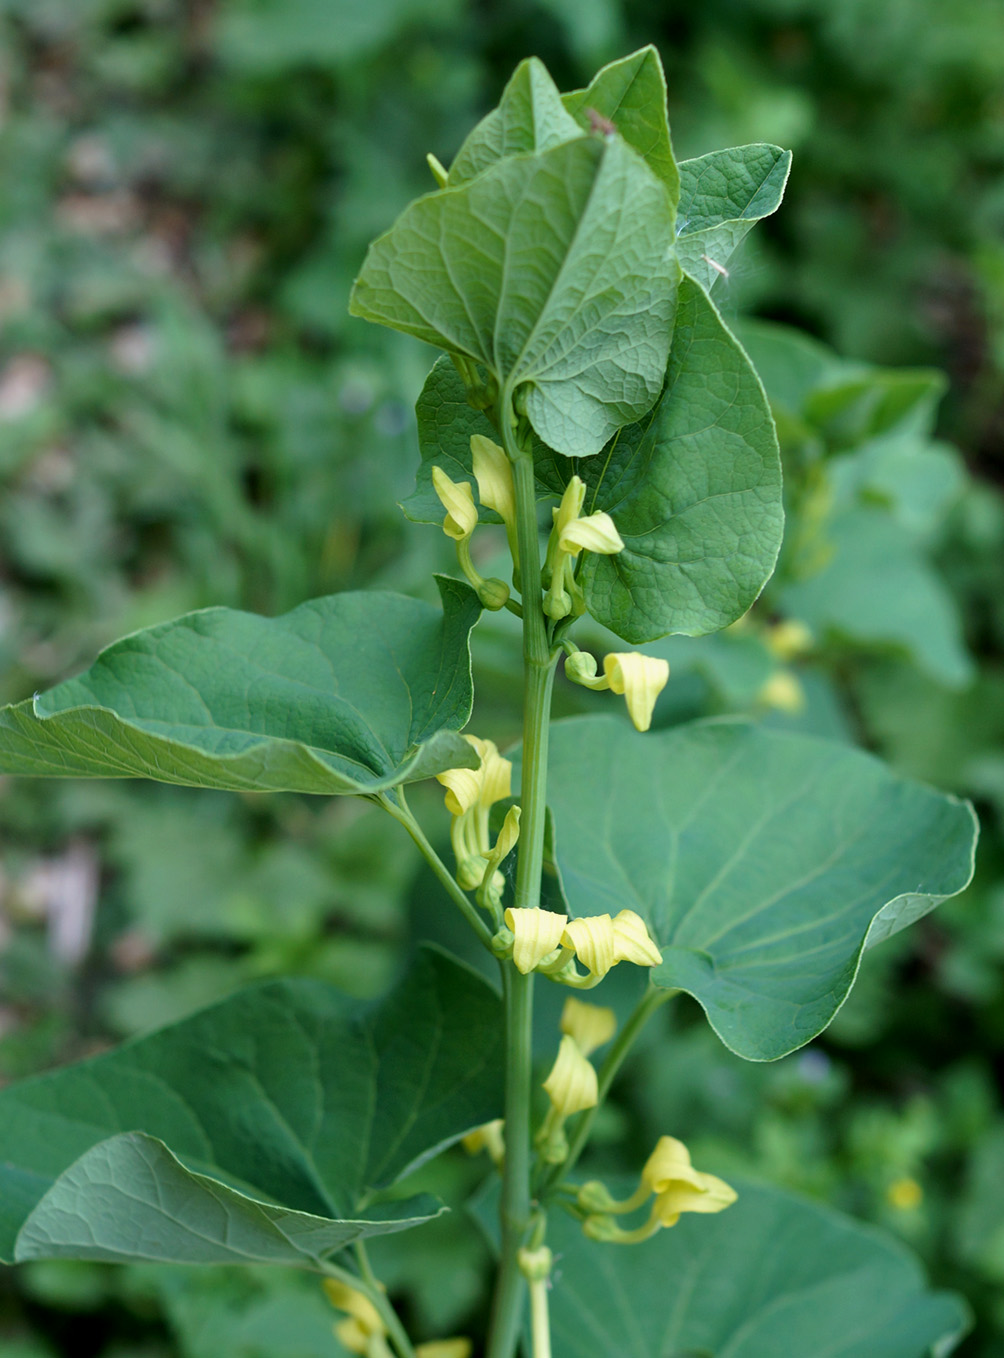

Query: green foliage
left=547, top=717, right=976, bottom=1059
left=0, top=949, right=502, bottom=1265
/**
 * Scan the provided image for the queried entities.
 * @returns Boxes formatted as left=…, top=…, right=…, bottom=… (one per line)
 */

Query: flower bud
left=504, top=906, right=568, bottom=974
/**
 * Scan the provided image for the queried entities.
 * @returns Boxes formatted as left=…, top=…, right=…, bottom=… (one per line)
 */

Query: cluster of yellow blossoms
left=579, top=1136, right=737, bottom=1243
left=432, top=437, right=671, bottom=731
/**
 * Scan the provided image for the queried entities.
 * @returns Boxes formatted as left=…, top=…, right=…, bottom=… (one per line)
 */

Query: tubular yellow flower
left=542, top=1034, right=598, bottom=1117
left=504, top=906, right=568, bottom=974
left=758, top=669, right=806, bottom=714
left=554, top=476, right=587, bottom=536
left=560, top=996, right=616, bottom=1056
left=431, top=466, right=478, bottom=541
left=603, top=652, right=670, bottom=732
left=324, top=1279, right=389, bottom=1354
left=461, top=1118, right=505, bottom=1167
left=471, top=434, right=517, bottom=551
left=611, top=909, right=662, bottom=967
left=558, top=511, right=624, bottom=556
left=436, top=764, right=482, bottom=818
left=436, top=736, right=514, bottom=896
left=416, top=1342, right=473, bottom=1358
left=642, top=1135, right=737, bottom=1227
left=561, top=914, right=617, bottom=981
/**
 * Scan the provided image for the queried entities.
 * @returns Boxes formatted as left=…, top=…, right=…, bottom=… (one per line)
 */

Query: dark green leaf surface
left=562, top=46, right=679, bottom=208
left=0, top=580, right=480, bottom=794
left=546, top=717, right=977, bottom=1060
left=677, top=144, right=792, bottom=292
left=447, top=57, right=580, bottom=186
left=547, top=1177, right=969, bottom=1357
left=578, top=277, right=784, bottom=641
left=350, top=136, right=679, bottom=459
left=0, top=949, right=503, bottom=1264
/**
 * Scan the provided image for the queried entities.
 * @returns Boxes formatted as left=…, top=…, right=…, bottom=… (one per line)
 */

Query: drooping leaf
left=0, top=580, right=481, bottom=795
left=447, top=57, right=581, bottom=187
left=350, top=135, right=679, bottom=459
left=578, top=277, right=784, bottom=641
left=676, top=143, right=792, bottom=292
left=779, top=506, right=973, bottom=689
left=547, top=1177, right=969, bottom=1357
left=562, top=46, right=679, bottom=208
left=403, top=356, right=567, bottom=527
left=0, top=949, right=503, bottom=1265
left=545, top=717, right=976, bottom=1060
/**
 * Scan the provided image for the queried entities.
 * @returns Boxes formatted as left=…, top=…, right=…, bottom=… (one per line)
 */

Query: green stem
left=486, top=398, right=558, bottom=1358
left=528, top=1276, right=552, bottom=1358
left=538, top=986, right=671, bottom=1197
left=378, top=790, right=494, bottom=950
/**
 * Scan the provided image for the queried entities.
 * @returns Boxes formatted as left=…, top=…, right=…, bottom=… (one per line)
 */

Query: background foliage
left=0, top=0, right=1002, bottom=1353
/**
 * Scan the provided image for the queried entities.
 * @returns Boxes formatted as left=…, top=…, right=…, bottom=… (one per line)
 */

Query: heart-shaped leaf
left=578, top=276, right=784, bottom=641
left=0, top=948, right=503, bottom=1265
left=562, top=46, right=679, bottom=208
left=545, top=717, right=977, bottom=1060
left=677, top=143, right=792, bottom=292
left=547, top=1176, right=969, bottom=1357
left=447, top=57, right=581, bottom=187
left=0, top=579, right=480, bottom=795
left=350, top=135, right=679, bottom=459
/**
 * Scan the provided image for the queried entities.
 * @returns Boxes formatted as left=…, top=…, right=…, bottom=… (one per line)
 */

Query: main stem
left=486, top=405, right=557, bottom=1358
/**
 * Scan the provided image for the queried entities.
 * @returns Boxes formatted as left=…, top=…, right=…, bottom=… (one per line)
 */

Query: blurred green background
left=1, top=1, right=1003, bottom=1354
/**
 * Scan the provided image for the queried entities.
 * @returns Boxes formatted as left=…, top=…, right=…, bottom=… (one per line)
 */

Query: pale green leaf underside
left=579, top=276, right=784, bottom=641
left=548, top=1177, right=969, bottom=1357
left=546, top=717, right=977, bottom=1060
left=677, top=143, right=792, bottom=292
left=0, top=580, right=480, bottom=795
left=16, top=1133, right=443, bottom=1267
left=350, top=135, right=679, bottom=459
left=447, top=57, right=581, bottom=187
left=0, top=949, right=503, bottom=1264
left=562, top=45, right=680, bottom=210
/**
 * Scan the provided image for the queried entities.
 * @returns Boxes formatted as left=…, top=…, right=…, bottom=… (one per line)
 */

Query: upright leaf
left=547, top=1177, right=969, bottom=1358
left=0, top=949, right=503, bottom=1265
left=562, top=46, right=679, bottom=209
left=0, top=580, right=480, bottom=795
left=578, top=277, right=784, bottom=641
left=350, top=136, right=679, bottom=459
left=447, top=57, right=581, bottom=186
left=677, top=143, right=792, bottom=292
left=545, top=717, right=977, bottom=1060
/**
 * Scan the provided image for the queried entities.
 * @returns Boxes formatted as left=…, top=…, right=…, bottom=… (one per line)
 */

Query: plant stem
left=378, top=790, right=494, bottom=950
left=538, top=986, right=672, bottom=1196
left=320, top=1251, right=417, bottom=1358
left=486, top=402, right=557, bottom=1358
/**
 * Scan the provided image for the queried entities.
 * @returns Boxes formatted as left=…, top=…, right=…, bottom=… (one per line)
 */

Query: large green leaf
left=677, top=143, right=792, bottom=292
left=562, top=46, right=679, bottom=209
left=545, top=717, right=976, bottom=1060
left=547, top=1177, right=969, bottom=1357
left=578, top=277, right=784, bottom=641
left=350, top=135, right=679, bottom=459
left=447, top=57, right=580, bottom=187
left=0, top=580, right=480, bottom=794
left=0, top=949, right=503, bottom=1265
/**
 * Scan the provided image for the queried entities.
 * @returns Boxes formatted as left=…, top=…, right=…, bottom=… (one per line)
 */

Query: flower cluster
left=436, top=734, right=519, bottom=909
left=324, top=1279, right=471, bottom=1358
left=501, top=905, right=662, bottom=987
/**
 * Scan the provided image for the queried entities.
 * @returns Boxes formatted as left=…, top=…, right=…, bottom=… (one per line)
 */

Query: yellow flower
left=504, top=906, right=568, bottom=974
left=765, top=618, right=814, bottom=660
left=558, top=511, right=623, bottom=556
left=641, top=1136, right=737, bottom=1227
left=887, top=1177, right=923, bottom=1211
left=436, top=735, right=513, bottom=896
left=542, top=1034, right=598, bottom=1117
left=561, top=909, right=661, bottom=982
left=461, top=1118, right=505, bottom=1167
left=431, top=466, right=478, bottom=541
left=603, top=652, right=669, bottom=731
left=554, top=476, right=587, bottom=537
left=416, top=1342, right=473, bottom=1358
left=324, top=1279, right=388, bottom=1355
left=758, top=670, right=806, bottom=714
left=560, top=996, right=616, bottom=1056
left=471, top=434, right=517, bottom=553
